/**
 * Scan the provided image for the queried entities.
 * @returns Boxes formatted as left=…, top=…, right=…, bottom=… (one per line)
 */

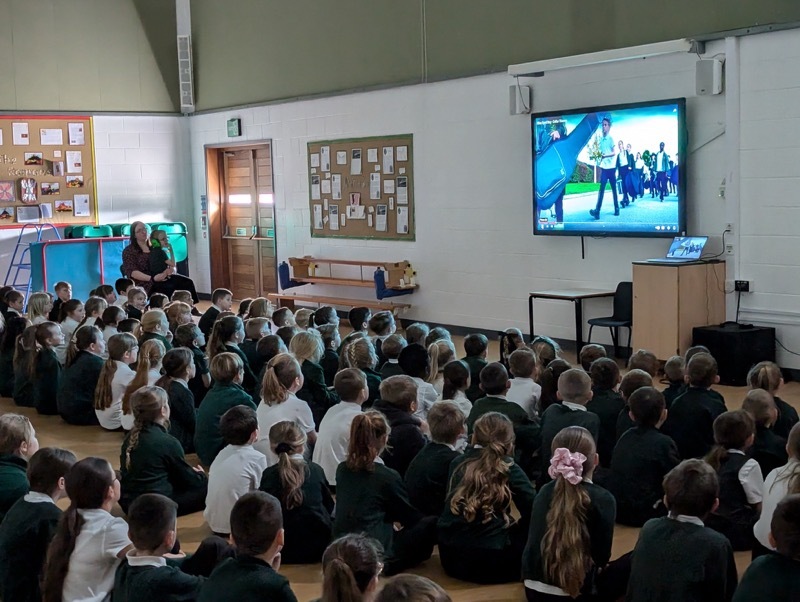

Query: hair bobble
left=548, top=447, right=586, bottom=485
left=275, top=442, right=294, bottom=455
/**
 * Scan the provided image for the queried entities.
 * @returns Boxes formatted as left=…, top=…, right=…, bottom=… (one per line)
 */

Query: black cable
left=735, top=291, right=741, bottom=323
left=702, top=228, right=728, bottom=260
left=776, top=338, right=800, bottom=357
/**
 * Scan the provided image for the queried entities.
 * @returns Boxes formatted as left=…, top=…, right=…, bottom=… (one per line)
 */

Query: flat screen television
left=532, top=98, right=687, bottom=237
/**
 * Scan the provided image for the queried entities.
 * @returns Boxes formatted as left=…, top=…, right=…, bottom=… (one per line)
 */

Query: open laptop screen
left=665, top=236, right=708, bottom=259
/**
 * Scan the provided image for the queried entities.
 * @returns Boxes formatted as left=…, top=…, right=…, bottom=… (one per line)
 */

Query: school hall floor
left=3, top=334, right=799, bottom=601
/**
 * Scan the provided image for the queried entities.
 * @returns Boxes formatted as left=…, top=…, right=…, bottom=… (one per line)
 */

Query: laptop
left=646, top=236, right=708, bottom=263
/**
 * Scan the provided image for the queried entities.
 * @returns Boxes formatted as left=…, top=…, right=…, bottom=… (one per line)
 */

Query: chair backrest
left=612, top=281, right=633, bottom=322
left=150, top=222, right=188, bottom=263
left=70, top=225, right=113, bottom=239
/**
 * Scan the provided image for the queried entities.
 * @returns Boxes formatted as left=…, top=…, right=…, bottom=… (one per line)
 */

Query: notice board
left=307, top=134, right=414, bottom=240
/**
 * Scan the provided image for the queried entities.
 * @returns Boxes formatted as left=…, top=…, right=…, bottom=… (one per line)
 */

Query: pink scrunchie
left=548, top=447, right=586, bottom=485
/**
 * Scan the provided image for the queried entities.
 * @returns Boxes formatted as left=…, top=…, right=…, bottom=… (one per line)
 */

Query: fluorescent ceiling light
left=508, top=39, right=695, bottom=77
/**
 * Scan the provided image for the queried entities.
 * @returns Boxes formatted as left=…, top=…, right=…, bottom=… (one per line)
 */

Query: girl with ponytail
left=259, top=420, right=334, bottom=564
left=32, top=322, right=64, bottom=415
left=0, top=316, right=26, bottom=398
left=334, top=411, right=435, bottom=576
left=345, top=337, right=381, bottom=408
left=207, top=315, right=258, bottom=396
left=438, top=411, right=535, bottom=584
left=320, top=534, right=383, bottom=602
left=120, top=338, right=166, bottom=430
left=42, top=457, right=131, bottom=602
left=155, top=347, right=197, bottom=453
left=12, top=324, right=37, bottom=408
left=427, top=338, right=455, bottom=396
left=57, top=325, right=106, bottom=426
left=93, top=333, right=138, bottom=430
left=747, top=360, right=799, bottom=438
left=291, top=329, right=340, bottom=428
left=438, top=359, right=472, bottom=417
left=26, top=291, right=53, bottom=325
left=522, top=426, right=616, bottom=601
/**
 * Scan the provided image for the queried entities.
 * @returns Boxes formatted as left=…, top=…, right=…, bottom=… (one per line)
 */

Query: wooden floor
left=3, top=333, right=799, bottom=601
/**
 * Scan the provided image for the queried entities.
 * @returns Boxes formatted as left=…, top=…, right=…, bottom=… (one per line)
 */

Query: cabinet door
left=632, top=264, right=679, bottom=358
left=677, top=263, right=726, bottom=355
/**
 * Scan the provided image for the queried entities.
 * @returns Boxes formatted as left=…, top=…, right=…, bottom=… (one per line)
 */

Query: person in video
left=654, top=142, right=670, bottom=201
left=589, top=116, right=619, bottom=220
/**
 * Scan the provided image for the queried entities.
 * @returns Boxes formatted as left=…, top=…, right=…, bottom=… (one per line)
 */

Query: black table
left=528, top=288, right=616, bottom=350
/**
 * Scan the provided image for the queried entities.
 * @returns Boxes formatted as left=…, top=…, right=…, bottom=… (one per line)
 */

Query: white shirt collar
left=374, top=456, right=385, bottom=465
left=671, top=514, right=704, bottom=527
left=727, top=449, right=745, bottom=455
left=563, top=401, right=587, bottom=412
left=490, top=394, right=508, bottom=401
left=339, top=401, right=363, bottom=409
left=174, top=378, right=189, bottom=388
left=442, top=442, right=457, bottom=451
left=387, top=359, right=399, bottom=364
left=126, top=550, right=167, bottom=567
left=24, top=491, right=55, bottom=504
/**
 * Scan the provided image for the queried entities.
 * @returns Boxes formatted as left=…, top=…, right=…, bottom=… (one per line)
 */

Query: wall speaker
left=696, top=59, right=723, bottom=96
left=177, top=34, right=195, bottom=113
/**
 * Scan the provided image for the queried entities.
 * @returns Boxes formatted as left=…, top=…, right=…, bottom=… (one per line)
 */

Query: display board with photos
left=307, top=134, right=414, bottom=240
left=0, top=116, right=97, bottom=228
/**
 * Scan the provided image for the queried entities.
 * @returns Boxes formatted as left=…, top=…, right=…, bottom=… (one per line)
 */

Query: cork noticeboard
left=0, top=116, right=97, bottom=229
left=307, top=134, right=414, bottom=240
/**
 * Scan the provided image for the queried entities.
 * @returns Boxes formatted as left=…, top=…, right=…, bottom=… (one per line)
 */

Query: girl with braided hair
left=119, top=385, right=207, bottom=515
left=522, top=426, right=616, bottom=601
left=438, top=411, right=535, bottom=584
left=345, top=337, right=381, bottom=408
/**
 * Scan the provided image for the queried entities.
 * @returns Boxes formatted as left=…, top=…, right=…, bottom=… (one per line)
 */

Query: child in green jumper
left=0, top=413, right=40, bottom=521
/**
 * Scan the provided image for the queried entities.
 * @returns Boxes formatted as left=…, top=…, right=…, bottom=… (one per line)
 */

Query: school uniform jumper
left=751, top=424, right=788, bottom=478
left=240, top=339, right=266, bottom=378
left=198, top=556, right=297, bottom=602
left=33, top=347, right=61, bottom=415
left=12, top=355, right=34, bottom=409
left=225, top=343, right=259, bottom=398
left=197, top=307, right=220, bottom=339
left=259, top=459, right=335, bottom=564
left=112, top=553, right=204, bottom=602
left=319, top=348, right=339, bottom=386
left=772, top=395, right=799, bottom=439
left=120, top=423, right=208, bottom=516
left=166, top=379, right=197, bottom=453
left=139, top=331, right=173, bottom=351
left=57, top=350, right=104, bottom=425
left=0, top=454, right=28, bottom=522
left=462, top=355, right=488, bottom=402
left=439, top=448, right=536, bottom=584
left=662, top=381, right=684, bottom=409
left=186, top=346, right=209, bottom=407
left=587, top=388, right=625, bottom=468
left=373, top=399, right=427, bottom=478
left=662, top=386, right=727, bottom=459
left=194, top=382, right=257, bottom=466
left=405, top=441, right=461, bottom=517
left=380, top=359, right=404, bottom=380
left=609, top=425, right=680, bottom=527
left=537, top=402, right=601, bottom=488
left=706, top=450, right=763, bottom=551
left=362, top=367, right=382, bottom=408
left=0, top=348, right=14, bottom=398
left=297, top=359, right=340, bottom=428
left=733, top=552, right=800, bottom=602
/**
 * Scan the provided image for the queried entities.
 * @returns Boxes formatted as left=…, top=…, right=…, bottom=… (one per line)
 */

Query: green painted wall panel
left=191, top=0, right=423, bottom=111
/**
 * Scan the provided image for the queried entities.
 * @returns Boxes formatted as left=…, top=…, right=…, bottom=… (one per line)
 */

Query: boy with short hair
left=380, top=334, right=407, bottom=379
left=313, top=368, right=368, bottom=486
left=373, top=375, right=426, bottom=478
left=405, top=401, right=465, bottom=516
left=49, top=281, right=72, bottom=321
left=270, top=307, right=294, bottom=330
left=204, top=406, right=267, bottom=537
left=404, top=322, right=429, bottom=347
left=609, top=387, right=679, bottom=527
left=348, top=306, right=371, bottom=334
left=579, top=343, right=606, bottom=372
left=626, top=459, right=737, bottom=602
left=734, top=494, right=800, bottom=601
left=198, top=288, right=233, bottom=338
left=506, top=348, right=541, bottom=421
left=586, top=357, right=623, bottom=467
left=662, top=352, right=727, bottom=459
left=0, top=447, right=76, bottom=602
left=113, top=493, right=205, bottom=601
left=615, top=369, right=654, bottom=441
left=115, top=278, right=134, bottom=308
left=241, top=317, right=271, bottom=376
left=662, top=355, right=686, bottom=409
left=199, top=492, right=297, bottom=602
left=316, top=324, right=341, bottom=386
left=369, top=311, right=396, bottom=369
left=538, top=368, right=600, bottom=487
left=628, top=348, right=659, bottom=377
left=462, top=333, right=489, bottom=402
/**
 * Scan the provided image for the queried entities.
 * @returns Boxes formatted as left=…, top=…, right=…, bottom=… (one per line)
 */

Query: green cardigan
left=57, top=351, right=104, bottom=425
left=194, top=382, right=257, bottom=466
left=113, top=560, right=204, bottom=602
left=198, top=556, right=297, bottom=602
left=0, top=455, right=28, bottom=522
left=733, top=553, right=800, bottom=602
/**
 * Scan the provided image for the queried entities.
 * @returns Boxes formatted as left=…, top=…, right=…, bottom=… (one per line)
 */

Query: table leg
left=574, top=299, right=584, bottom=351
left=528, top=295, right=535, bottom=342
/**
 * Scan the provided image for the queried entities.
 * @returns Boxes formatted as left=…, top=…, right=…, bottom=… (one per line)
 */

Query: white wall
left=188, top=43, right=728, bottom=347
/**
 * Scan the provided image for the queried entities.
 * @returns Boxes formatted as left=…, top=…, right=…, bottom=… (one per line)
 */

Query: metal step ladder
left=4, top=224, right=61, bottom=300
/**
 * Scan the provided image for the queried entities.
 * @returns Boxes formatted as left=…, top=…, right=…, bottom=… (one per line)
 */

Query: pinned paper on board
left=331, top=174, right=342, bottom=199
left=396, top=206, right=409, bottom=234
left=323, top=199, right=329, bottom=210
left=389, top=197, right=394, bottom=210
left=350, top=149, right=362, bottom=175
left=397, top=146, right=408, bottom=161
left=376, top=204, right=387, bottom=232
left=336, top=151, right=347, bottom=165
left=40, top=129, right=63, bottom=146
left=367, top=148, right=378, bottom=163
left=341, top=213, right=346, bottom=227
left=347, top=192, right=365, bottom=219
left=399, top=167, right=406, bottom=175
left=73, top=194, right=91, bottom=217
left=310, top=153, right=320, bottom=168
left=68, top=122, right=85, bottom=145
left=311, top=174, right=321, bottom=200
left=320, top=146, right=331, bottom=172
left=397, top=176, right=408, bottom=204
left=321, top=179, right=331, bottom=195
left=367, top=214, right=373, bottom=228
left=12, top=123, right=29, bottom=146
left=66, top=151, right=82, bottom=174
left=382, top=147, right=394, bottom=174
left=313, top=204, right=323, bottom=229
left=369, top=173, right=381, bottom=200
left=383, top=179, right=395, bottom=194
left=329, top=205, right=339, bottom=230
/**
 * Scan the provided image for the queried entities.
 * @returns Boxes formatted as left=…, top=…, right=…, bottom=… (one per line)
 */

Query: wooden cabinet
left=632, top=261, right=726, bottom=360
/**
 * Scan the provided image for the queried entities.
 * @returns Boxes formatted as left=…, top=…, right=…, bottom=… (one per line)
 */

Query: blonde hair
left=122, top=339, right=165, bottom=415
left=775, top=423, right=800, bottom=495
left=747, top=361, right=782, bottom=394
left=94, top=333, right=137, bottom=411
left=0, top=413, right=34, bottom=455
left=83, top=296, right=108, bottom=320
left=289, top=329, right=324, bottom=363
left=261, top=353, right=302, bottom=405
left=124, top=386, right=169, bottom=469
left=165, top=302, right=191, bottom=332
left=248, top=297, right=273, bottom=320
left=542, top=426, right=597, bottom=599
left=269, top=421, right=308, bottom=510
left=346, top=411, right=390, bottom=472
left=742, top=388, right=776, bottom=427
left=170, top=290, right=193, bottom=305
left=245, top=317, right=270, bottom=339
left=140, top=309, right=168, bottom=334
left=209, top=352, right=243, bottom=384
left=294, top=308, right=314, bottom=329
left=346, top=338, right=377, bottom=371
left=449, top=412, right=514, bottom=526
left=427, top=339, right=455, bottom=384
left=26, top=292, right=51, bottom=322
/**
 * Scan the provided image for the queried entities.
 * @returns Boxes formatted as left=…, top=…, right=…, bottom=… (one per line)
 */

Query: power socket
left=725, top=223, right=734, bottom=234
left=725, top=244, right=734, bottom=255
left=734, top=280, right=750, bottom=292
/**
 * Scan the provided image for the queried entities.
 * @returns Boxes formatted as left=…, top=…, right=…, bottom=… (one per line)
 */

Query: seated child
left=507, top=348, right=542, bottom=421
left=425, top=326, right=451, bottom=348
left=312, top=368, right=367, bottom=486
left=333, top=411, right=435, bottom=576
left=337, top=331, right=367, bottom=371
left=115, top=277, right=134, bottom=308
left=0, top=448, right=76, bottom=602
left=743, top=388, right=789, bottom=478
left=320, top=534, right=383, bottom=601
left=57, top=325, right=106, bottom=426
left=5, top=289, right=24, bottom=316
left=615, top=368, right=654, bottom=441
left=120, top=386, right=208, bottom=516
left=170, top=289, right=196, bottom=315
left=310, top=305, right=338, bottom=328
left=294, top=308, right=314, bottom=330
left=260, top=421, right=334, bottom=564
left=147, top=293, right=169, bottom=311
left=13, top=325, right=38, bottom=409
left=662, top=352, right=727, bottom=459
left=344, top=338, right=382, bottom=408
left=198, top=288, right=233, bottom=339
left=237, top=297, right=253, bottom=319
left=255, top=334, right=287, bottom=384
left=530, top=336, right=560, bottom=373
left=405, top=401, right=465, bottom=517
left=26, top=291, right=52, bottom=325
left=610, top=387, right=680, bottom=527
left=198, top=492, right=298, bottom=602
left=461, top=334, right=489, bottom=402
left=100, top=306, right=126, bottom=344
left=165, top=301, right=192, bottom=334
left=208, top=315, right=258, bottom=398
left=705, top=410, right=764, bottom=550
left=0, top=414, right=39, bottom=521
left=628, top=348, right=659, bottom=377
left=148, top=228, right=175, bottom=273
left=316, top=323, right=341, bottom=386
left=205, top=406, right=267, bottom=537
left=56, top=299, right=84, bottom=364
left=537, top=369, right=600, bottom=488
left=155, top=348, right=198, bottom=453
left=437, top=359, right=473, bottom=417
left=348, top=306, right=371, bottom=335
left=754, top=423, right=800, bottom=556
left=41, top=457, right=133, bottom=602
left=662, top=355, right=686, bottom=409
left=242, top=317, right=271, bottom=376
left=0, top=317, right=28, bottom=398
left=536, top=358, right=571, bottom=415
left=373, top=375, right=426, bottom=478
left=125, top=286, right=148, bottom=322
left=195, top=352, right=257, bottom=467
left=139, top=309, right=172, bottom=351
left=626, top=459, right=737, bottom=602
left=175, top=323, right=210, bottom=406
left=427, top=338, right=456, bottom=396
left=291, top=330, right=339, bottom=428
left=586, top=357, right=623, bottom=467
left=375, top=575, right=451, bottom=602
left=275, top=325, right=298, bottom=348
left=270, top=307, right=294, bottom=332
left=579, top=343, right=606, bottom=372
left=398, top=343, right=438, bottom=420
left=747, top=361, right=800, bottom=439
left=112, top=493, right=206, bottom=601
left=81, top=295, right=109, bottom=329
left=94, top=333, right=138, bottom=430
left=369, top=311, right=396, bottom=368
left=404, top=322, right=429, bottom=347
left=522, top=425, right=616, bottom=600
left=118, top=317, right=141, bottom=336
left=499, top=328, right=526, bottom=372
left=49, top=281, right=72, bottom=322
left=380, top=333, right=407, bottom=380
left=120, top=338, right=167, bottom=430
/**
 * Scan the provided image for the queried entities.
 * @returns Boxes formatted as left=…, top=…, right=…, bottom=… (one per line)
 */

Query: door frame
left=204, top=140, right=277, bottom=297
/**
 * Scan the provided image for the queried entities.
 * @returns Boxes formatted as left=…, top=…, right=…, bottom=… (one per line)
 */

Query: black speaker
left=692, top=323, right=776, bottom=386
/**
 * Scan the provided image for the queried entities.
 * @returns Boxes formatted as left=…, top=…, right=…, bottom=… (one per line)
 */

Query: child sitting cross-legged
left=155, top=348, right=198, bottom=453
left=609, top=386, right=679, bottom=527
left=626, top=459, right=738, bottom=602
left=747, top=361, right=799, bottom=439
left=437, top=359, right=472, bottom=418
left=579, top=343, right=606, bottom=372
left=461, top=333, right=489, bottom=402
left=291, top=329, right=340, bottom=428
left=32, top=321, right=64, bottom=415
left=743, top=388, right=789, bottom=478
left=506, top=348, right=542, bottom=421
left=0, top=414, right=40, bottom=522
left=319, top=534, right=383, bottom=602
left=93, top=333, right=139, bottom=431
left=586, top=357, right=623, bottom=468
left=662, top=355, right=686, bottom=409
left=614, top=368, right=654, bottom=441
left=373, top=375, right=427, bottom=478
left=208, top=315, right=258, bottom=398
left=380, top=333, right=406, bottom=380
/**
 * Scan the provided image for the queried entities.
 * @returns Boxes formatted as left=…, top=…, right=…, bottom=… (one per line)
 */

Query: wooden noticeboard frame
left=0, top=115, right=97, bottom=229
left=307, top=134, right=415, bottom=241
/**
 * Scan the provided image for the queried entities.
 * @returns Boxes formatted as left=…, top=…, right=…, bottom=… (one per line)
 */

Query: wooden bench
left=288, top=257, right=418, bottom=291
left=267, top=292, right=411, bottom=316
